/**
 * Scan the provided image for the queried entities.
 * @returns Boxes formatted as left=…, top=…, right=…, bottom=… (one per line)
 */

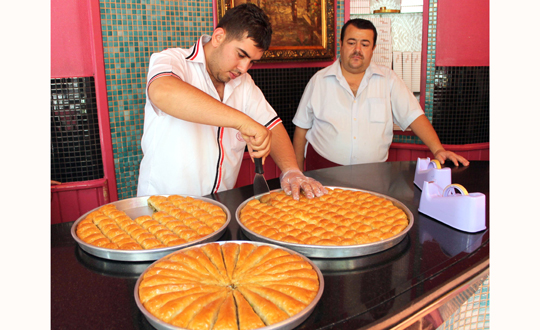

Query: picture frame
left=215, top=0, right=335, bottom=63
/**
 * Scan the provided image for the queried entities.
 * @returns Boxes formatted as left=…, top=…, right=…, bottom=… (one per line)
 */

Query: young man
left=292, top=19, right=469, bottom=170
left=137, top=3, right=326, bottom=200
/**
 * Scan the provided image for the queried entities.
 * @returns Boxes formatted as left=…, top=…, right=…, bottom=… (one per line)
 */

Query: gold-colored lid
left=373, top=7, right=401, bottom=13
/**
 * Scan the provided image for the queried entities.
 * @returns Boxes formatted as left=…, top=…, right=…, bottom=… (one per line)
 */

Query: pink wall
left=51, top=0, right=119, bottom=223
left=435, top=0, right=489, bottom=66
left=51, top=0, right=94, bottom=77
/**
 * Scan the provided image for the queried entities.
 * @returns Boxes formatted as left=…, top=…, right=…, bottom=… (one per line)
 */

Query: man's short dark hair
left=340, top=18, right=377, bottom=46
left=217, top=3, right=273, bottom=51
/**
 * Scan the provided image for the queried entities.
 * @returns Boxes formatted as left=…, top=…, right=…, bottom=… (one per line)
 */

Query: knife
left=253, top=157, right=270, bottom=196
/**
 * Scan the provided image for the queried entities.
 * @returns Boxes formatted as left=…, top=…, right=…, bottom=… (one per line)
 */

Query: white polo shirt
left=137, top=35, right=282, bottom=197
left=292, top=59, right=424, bottom=165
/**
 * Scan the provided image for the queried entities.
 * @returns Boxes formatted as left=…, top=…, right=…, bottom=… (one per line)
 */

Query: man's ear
left=212, top=27, right=226, bottom=46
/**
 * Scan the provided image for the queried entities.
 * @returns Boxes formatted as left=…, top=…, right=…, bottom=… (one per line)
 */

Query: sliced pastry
left=212, top=291, right=239, bottom=330
left=187, top=290, right=229, bottom=330
left=232, top=290, right=267, bottom=330
left=239, top=283, right=307, bottom=316
left=169, top=289, right=229, bottom=328
left=236, top=286, right=289, bottom=326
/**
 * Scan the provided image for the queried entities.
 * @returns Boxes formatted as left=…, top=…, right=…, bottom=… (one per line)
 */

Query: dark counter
left=51, top=161, right=489, bottom=329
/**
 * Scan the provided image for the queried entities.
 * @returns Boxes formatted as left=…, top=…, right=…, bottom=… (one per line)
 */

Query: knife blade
left=253, top=157, right=270, bottom=196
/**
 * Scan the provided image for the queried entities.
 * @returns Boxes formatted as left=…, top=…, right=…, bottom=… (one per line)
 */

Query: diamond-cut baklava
left=76, top=195, right=227, bottom=250
left=239, top=188, right=409, bottom=246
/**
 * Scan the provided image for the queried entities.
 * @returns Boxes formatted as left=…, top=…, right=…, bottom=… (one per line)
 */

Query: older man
left=293, top=19, right=469, bottom=170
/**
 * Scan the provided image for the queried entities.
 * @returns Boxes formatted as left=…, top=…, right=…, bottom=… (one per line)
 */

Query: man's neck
left=204, top=43, right=226, bottom=100
left=341, top=65, right=366, bottom=97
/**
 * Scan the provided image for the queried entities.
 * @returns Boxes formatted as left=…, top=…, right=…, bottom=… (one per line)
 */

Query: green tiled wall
left=437, top=276, right=490, bottom=330
left=100, top=0, right=344, bottom=200
left=336, top=0, right=345, bottom=56
left=392, top=0, right=437, bottom=145
left=100, top=0, right=214, bottom=199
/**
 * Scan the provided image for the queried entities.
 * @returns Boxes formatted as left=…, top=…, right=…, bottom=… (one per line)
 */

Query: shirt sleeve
left=146, top=50, right=189, bottom=115
left=292, top=76, right=316, bottom=129
left=239, top=74, right=282, bottom=130
left=389, top=70, right=425, bottom=130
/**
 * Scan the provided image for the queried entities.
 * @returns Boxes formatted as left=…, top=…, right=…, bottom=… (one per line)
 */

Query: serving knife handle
left=255, top=158, right=264, bottom=175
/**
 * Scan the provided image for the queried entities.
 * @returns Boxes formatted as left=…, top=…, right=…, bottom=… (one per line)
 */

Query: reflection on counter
left=311, top=235, right=410, bottom=273
left=76, top=246, right=153, bottom=279
left=311, top=233, right=412, bottom=327
left=416, top=212, right=487, bottom=257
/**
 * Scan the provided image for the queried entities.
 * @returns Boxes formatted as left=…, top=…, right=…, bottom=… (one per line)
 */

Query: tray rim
left=134, top=240, right=325, bottom=330
left=75, top=246, right=153, bottom=279
left=70, top=195, right=231, bottom=262
left=235, top=186, right=414, bottom=259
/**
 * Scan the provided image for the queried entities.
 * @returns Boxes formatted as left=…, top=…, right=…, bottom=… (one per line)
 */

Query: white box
left=393, top=52, right=403, bottom=79
left=375, top=44, right=392, bottom=54
left=401, top=0, right=423, bottom=6
left=401, top=5, right=423, bottom=13
left=377, top=26, right=391, bottom=36
left=378, top=35, right=392, bottom=45
left=402, top=52, right=412, bottom=91
left=411, top=51, right=421, bottom=92
left=370, top=17, right=391, bottom=27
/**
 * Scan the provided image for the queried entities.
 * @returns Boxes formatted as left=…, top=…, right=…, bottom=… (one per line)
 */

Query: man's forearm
left=149, top=75, right=271, bottom=159
left=269, top=124, right=301, bottom=173
left=292, top=126, right=308, bottom=170
left=148, top=76, right=250, bottom=129
left=408, top=115, right=445, bottom=155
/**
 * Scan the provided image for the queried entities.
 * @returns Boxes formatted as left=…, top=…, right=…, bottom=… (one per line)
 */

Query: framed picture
left=215, top=0, right=335, bottom=63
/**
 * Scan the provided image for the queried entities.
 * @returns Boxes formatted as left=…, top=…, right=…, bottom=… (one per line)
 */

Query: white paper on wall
left=412, top=51, right=421, bottom=92
left=402, top=51, right=412, bottom=91
left=393, top=51, right=403, bottom=80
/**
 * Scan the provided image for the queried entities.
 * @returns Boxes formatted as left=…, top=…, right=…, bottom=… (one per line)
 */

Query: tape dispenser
left=413, top=157, right=451, bottom=190
left=418, top=182, right=486, bottom=233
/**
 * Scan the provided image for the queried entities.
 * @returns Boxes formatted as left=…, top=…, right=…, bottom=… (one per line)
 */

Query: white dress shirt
left=137, top=35, right=281, bottom=197
left=293, top=59, right=424, bottom=165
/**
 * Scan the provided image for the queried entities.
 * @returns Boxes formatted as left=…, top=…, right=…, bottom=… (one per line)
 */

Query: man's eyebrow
left=238, top=47, right=261, bottom=63
left=238, top=48, right=251, bottom=58
left=347, top=37, right=371, bottom=44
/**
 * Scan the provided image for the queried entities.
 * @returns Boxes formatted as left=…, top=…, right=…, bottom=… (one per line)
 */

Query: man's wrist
left=432, top=148, right=445, bottom=157
left=279, top=168, right=303, bottom=180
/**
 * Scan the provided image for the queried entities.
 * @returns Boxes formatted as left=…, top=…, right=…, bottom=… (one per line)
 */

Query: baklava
left=138, top=242, right=320, bottom=330
left=239, top=188, right=409, bottom=246
left=76, top=195, right=227, bottom=250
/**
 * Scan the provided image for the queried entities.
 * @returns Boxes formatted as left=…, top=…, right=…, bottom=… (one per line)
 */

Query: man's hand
left=433, top=149, right=470, bottom=166
left=280, top=169, right=328, bottom=200
left=239, top=120, right=272, bottom=162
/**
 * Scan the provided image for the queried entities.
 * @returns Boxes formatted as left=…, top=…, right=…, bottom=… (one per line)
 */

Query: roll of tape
left=443, top=183, right=469, bottom=197
left=429, top=159, right=442, bottom=169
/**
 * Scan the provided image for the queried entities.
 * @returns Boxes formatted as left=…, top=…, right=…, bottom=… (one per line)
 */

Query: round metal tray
left=75, top=246, right=153, bottom=279
left=134, top=240, right=325, bottom=330
left=310, top=235, right=411, bottom=273
left=70, top=195, right=231, bottom=262
left=235, top=187, right=414, bottom=259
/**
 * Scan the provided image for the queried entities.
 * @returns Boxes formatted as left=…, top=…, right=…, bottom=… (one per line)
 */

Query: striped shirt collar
left=185, top=35, right=211, bottom=63
left=186, top=34, right=244, bottom=90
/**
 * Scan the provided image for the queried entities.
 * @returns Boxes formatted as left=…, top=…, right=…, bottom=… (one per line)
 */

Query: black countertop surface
left=51, top=161, right=489, bottom=329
